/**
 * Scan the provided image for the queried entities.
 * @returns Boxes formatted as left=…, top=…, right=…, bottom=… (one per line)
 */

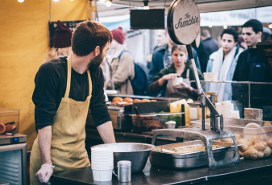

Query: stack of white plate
left=91, top=147, right=113, bottom=181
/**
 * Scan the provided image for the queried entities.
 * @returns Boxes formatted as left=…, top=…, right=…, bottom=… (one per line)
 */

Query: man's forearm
left=38, top=126, right=52, bottom=164
left=97, top=121, right=116, bottom=143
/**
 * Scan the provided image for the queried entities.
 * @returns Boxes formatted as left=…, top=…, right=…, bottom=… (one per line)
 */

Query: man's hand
left=35, top=163, right=54, bottom=183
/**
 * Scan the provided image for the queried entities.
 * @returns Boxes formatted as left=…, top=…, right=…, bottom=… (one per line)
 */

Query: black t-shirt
left=232, top=48, right=272, bottom=114
left=32, top=57, right=111, bottom=130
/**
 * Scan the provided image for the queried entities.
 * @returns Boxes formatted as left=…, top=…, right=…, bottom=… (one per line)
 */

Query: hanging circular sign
left=167, top=0, right=200, bottom=45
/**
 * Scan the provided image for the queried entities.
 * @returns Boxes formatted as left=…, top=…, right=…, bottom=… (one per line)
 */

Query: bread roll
left=123, top=98, right=133, bottom=104
left=243, top=147, right=258, bottom=159
left=112, top=97, right=123, bottom=103
left=133, top=99, right=141, bottom=103
left=254, top=142, right=267, bottom=151
left=263, top=147, right=272, bottom=157
left=141, top=99, right=150, bottom=102
left=0, top=122, right=6, bottom=134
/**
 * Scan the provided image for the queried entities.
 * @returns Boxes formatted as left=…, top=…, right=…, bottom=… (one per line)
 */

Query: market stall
left=77, top=0, right=272, bottom=184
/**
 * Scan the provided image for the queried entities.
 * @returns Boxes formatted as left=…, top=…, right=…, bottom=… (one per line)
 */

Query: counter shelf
left=51, top=157, right=272, bottom=185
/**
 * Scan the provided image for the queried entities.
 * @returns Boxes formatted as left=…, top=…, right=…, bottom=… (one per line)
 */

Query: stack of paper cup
left=215, top=102, right=223, bottom=115
left=222, top=101, right=234, bottom=118
left=91, top=147, right=113, bottom=181
left=232, top=110, right=240, bottom=119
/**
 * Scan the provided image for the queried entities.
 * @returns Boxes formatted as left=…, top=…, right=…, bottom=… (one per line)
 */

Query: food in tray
left=112, top=97, right=123, bottom=103
left=0, top=121, right=17, bottom=134
left=237, top=135, right=272, bottom=159
left=0, top=122, right=6, bottom=134
left=141, top=99, right=150, bottom=102
left=109, top=97, right=157, bottom=107
left=236, top=123, right=272, bottom=159
left=133, top=99, right=141, bottom=103
left=5, top=124, right=16, bottom=132
left=160, top=144, right=221, bottom=155
left=150, top=140, right=237, bottom=169
left=215, top=123, right=272, bottom=159
left=132, top=115, right=164, bottom=132
left=123, top=97, right=133, bottom=103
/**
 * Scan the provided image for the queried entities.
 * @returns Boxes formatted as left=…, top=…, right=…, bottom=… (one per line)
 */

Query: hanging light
left=105, top=0, right=112, bottom=7
left=18, top=0, right=24, bottom=3
left=143, top=0, right=149, bottom=10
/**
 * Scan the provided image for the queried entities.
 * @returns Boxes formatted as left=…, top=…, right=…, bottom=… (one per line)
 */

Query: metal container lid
left=118, top=160, right=131, bottom=168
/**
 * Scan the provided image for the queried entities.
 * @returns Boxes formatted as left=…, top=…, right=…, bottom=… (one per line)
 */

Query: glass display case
left=200, top=80, right=272, bottom=121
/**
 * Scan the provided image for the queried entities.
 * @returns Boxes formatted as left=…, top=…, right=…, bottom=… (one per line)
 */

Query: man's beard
left=89, top=53, right=103, bottom=70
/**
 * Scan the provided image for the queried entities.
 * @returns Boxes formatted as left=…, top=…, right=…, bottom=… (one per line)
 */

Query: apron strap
left=64, top=56, right=72, bottom=98
left=65, top=56, right=93, bottom=98
left=87, top=70, right=92, bottom=96
left=186, top=68, right=190, bottom=80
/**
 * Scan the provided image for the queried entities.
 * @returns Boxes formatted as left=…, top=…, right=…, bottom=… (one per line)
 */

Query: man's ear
left=94, top=46, right=100, bottom=56
left=257, top=31, right=262, bottom=38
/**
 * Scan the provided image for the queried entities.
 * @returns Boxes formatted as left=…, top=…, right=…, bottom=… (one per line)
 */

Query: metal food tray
left=150, top=140, right=237, bottom=169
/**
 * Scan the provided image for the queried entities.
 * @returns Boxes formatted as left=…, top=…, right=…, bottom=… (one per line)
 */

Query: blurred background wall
left=0, top=0, right=89, bottom=150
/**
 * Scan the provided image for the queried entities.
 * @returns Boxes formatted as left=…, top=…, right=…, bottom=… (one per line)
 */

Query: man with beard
left=30, top=21, right=116, bottom=185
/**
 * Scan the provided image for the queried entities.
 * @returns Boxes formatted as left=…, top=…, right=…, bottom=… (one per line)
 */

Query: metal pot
left=91, top=143, right=155, bottom=173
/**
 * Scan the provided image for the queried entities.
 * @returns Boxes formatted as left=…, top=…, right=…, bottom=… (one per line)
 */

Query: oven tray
left=150, top=140, right=237, bottom=169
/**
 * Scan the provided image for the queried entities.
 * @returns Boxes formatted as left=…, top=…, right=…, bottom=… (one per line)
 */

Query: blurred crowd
left=103, top=19, right=272, bottom=102
left=49, top=19, right=272, bottom=103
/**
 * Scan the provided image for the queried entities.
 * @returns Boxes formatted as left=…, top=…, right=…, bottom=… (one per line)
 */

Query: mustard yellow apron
left=30, top=57, right=92, bottom=185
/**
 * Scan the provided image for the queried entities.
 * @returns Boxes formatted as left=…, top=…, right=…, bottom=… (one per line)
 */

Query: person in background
left=147, top=29, right=168, bottom=69
left=233, top=19, right=272, bottom=82
left=148, top=34, right=201, bottom=84
left=206, top=28, right=244, bottom=102
left=195, top=41, right=209, bottom=73
left=101, top=57, right=111, bottom=89
left=201, top=29, right=218, bottom=59
left=105, top=27, right=134, bottom=95
left=149, top=45, right=203, bottom=99
left=45, top=20, right=72, bottom=62
left=262, top=27, right=271, bottom=42
left=154, top=29, right=168, bottom=52
left=232, top=19, right=272, bottom=115
left=30, top=21, right=116, bottom=185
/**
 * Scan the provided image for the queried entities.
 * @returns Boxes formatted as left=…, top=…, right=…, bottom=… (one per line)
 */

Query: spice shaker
left=117, top=160, right=131, bottom=182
